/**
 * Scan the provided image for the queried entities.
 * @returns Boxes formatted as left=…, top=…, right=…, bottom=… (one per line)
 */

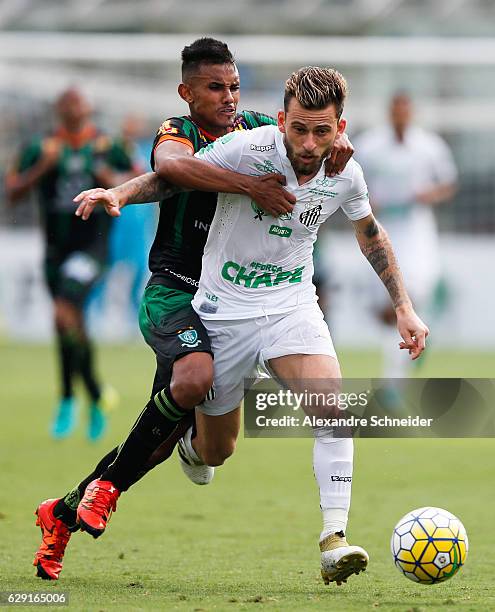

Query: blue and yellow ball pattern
left=391, top=507, right=468, bottom=584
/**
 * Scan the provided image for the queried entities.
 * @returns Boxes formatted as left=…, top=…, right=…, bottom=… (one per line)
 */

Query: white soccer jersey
left=354, top=125, right=458, bottom=303
left=191, top=124, right=371, bottom=320
left=354, top=125, right=457, bottom=213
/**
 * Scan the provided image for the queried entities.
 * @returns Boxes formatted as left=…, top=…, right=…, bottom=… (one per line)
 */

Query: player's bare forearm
left=354, top=213, right=429, bottom=359
left=353, top=215, right=411, bottom=311
left=110, top=172, right=183, bottom=205
left=157, top=155, right=252, bottom=194
left=417, top=182, right=457, bottom=206
left=5, top=163, right=51, bottom=203
left=74, top=172, right=184, bottom=220
left=156, top=155, right=295, bottom=216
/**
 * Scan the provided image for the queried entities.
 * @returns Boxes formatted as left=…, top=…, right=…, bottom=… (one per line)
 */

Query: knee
left=201, top=438, right=236, bottom=467
left=171, top=375, right=212, bottom=408
left=54, top=300, right=81, bottom=333
left=171, top=355, right=214, bottom=408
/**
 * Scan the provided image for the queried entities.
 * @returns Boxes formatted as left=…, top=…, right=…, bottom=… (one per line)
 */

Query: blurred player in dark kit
left=6, top=88, right=137, bottom=441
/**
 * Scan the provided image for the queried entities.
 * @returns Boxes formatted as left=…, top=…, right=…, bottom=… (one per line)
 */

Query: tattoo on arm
left=363, top=219, right=380, bottom=239
left=115, top=172, right=184, bottom=205
left=359, top=221, right=410, bottom=309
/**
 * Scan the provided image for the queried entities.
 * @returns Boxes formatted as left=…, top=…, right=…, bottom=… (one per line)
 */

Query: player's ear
left=178, top=83, right=193, bottom=104
left=337, top=117, right=347, bottom=135
left=277, top=110, right=286, bottom=133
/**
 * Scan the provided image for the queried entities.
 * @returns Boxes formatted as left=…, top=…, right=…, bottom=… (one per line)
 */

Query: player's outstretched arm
left=353, top=214, right=429, bottom=360
left=74, top=172, right=183, bottom=220
left=5, top=138, right=61, bottom=203
left=154, top=140, right=295, bottom=217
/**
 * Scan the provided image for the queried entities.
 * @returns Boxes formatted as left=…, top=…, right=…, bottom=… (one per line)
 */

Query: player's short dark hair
left=284, top=66, right=347, bottom=118
left=181, top=38, right=235, bottom=80
left=390, top=90, right=412, bottom=105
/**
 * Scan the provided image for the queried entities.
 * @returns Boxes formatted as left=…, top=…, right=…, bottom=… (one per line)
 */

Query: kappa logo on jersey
left=299, top=203, right=322, bottom=227
left=250, top=144, right=275, bottom=152
left=331, top=476, right=352, bottom=482
left=177, top=329, right=202, bottom=348
left=158, top=120, right=179, bottom=136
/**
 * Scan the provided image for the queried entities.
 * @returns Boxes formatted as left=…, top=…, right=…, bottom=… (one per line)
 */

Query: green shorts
left=139, top=284, right=213, bottom=397
left=44, top=251, right=105, bottom=307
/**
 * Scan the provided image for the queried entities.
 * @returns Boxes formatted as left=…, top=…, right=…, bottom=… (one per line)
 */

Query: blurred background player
left=93, top=114, right=157, bottom=336
left=5, top=88, right=138, bottom=440
left=354, top=92, right=458, bottom=381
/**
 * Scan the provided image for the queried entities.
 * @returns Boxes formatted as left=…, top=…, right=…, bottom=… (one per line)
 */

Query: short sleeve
left=105, top=139, right=138, bottom=171
left=194, top=131, right=245, bottom=172
left=150, top=117, right=197, bottom=170
left=17, top=139, right=42, bottom=172
left=428, top=135, right=458, bottom=185
left=340, top=161, right=372, bottom=221
left=241, top=110, right=276, bottom=128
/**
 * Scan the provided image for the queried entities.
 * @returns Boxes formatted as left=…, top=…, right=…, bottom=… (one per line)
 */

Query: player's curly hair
left=284, top=66, right=347, bottom=117
left=181, top=38, right=235, bottom=79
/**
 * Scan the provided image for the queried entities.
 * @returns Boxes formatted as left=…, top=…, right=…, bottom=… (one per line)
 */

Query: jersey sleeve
left=16, top=139, right=42, bottom=172
left=194, top=130, right=245, bottom=172
left=427, top=134, right=458, bottom=185
left=241, top=110, right=276, bottom=128
left=340, top=161, right=373, bottom=221
left=105, top=139, right=139, bottom=172
left=150, top=117, right=197, bottom=170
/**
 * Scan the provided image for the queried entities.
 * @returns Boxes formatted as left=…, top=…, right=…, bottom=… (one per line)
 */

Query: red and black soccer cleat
left=33, top=498, right=72, bottom=580
left=77, top=479, right=120, bottom=539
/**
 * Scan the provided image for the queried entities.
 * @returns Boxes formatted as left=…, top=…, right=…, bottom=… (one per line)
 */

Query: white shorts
left=198, top=304, right=337, bottom=416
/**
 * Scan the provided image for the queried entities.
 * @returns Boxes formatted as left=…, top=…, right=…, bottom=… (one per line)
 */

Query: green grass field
left=1, top=343, right=494, bottom=611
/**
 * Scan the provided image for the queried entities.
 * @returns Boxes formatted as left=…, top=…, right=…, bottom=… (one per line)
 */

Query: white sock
left=183, top=426, right=202, bottom=464
left=313, top=432, right=353, bottom=541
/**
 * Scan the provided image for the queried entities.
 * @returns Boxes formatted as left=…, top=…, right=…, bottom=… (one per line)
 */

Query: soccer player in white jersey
left=354, top=92, right=457, bottom=380
left=159, top=67, right=429, bottom=585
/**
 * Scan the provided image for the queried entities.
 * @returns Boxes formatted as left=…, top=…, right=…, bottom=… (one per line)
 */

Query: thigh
left=140, top=301, right=213, bottom=397
left=269, top=353, right=341, bottom=384
left=265, top=306, right=342, bottom=418
left=57, top=251, right=105, bottom=307
left=44, top=257, right=61, bottom=299
left=269, top=353, right=342, bottom=420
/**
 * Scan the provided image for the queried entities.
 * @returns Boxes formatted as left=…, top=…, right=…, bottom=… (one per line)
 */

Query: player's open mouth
left=219, top=107, right=235, bottom=116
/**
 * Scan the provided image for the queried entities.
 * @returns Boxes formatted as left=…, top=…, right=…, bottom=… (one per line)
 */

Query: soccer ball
left=391, top=507, right=468, bottom=584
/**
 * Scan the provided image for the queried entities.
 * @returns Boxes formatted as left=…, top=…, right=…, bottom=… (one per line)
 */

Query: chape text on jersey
left=221, top=260, right=305, bottom=288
